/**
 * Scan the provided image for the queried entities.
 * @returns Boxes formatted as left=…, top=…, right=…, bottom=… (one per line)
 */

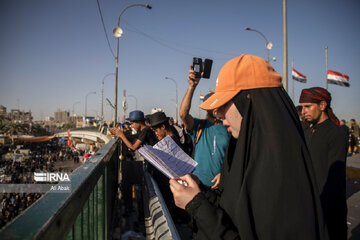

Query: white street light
left=127, top=94, right=138, bottom=110
left=101, top=73, right=115, bottom=122
left=245, top=27, right=273, bottom=62
left=85, top=91, right=96, bottom=117
left=72, top=101, right=80, bottom=116
left=113, top=3, right=152, bottom=125
left=165, top=77, right=178, bottom=124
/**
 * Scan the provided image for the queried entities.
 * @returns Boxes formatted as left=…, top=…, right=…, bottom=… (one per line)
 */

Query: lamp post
left=165, top=77, right=178, bottom=123
left=85, top=91, right=96, bottom=118
left=101, top=73, right=115, bottom=122
left=72, top=101, right=80, bottom=116
left=112, top=3, right=152, bottom=125
left=127, top=95, right=138, bottom=110
left=244, top=27, right=273, bottom=62
left=283, top=0, right=288, bottom=92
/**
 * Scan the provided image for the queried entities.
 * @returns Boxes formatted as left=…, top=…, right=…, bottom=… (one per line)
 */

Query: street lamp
left=85, top=91, right=96, bottom=118
left=244, top=27, right=273, bottom=62
left=106, top=98, right=115, bottom=109
left=72, top=101, right=80, bottom=116
left=165, top=77, right=178, bottom=123
left=101, top=73, right=115, bottom=122
left=112, top=3, right=152, bottom=125
left=127, top=95, right=138, bottom=110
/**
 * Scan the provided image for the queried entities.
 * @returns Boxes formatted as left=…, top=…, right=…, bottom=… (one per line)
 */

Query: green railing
left=0, top=138, right=120, bottom=240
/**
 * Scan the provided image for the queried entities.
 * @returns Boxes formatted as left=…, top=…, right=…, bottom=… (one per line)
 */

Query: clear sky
left=1, top=0, right=359, bottom=123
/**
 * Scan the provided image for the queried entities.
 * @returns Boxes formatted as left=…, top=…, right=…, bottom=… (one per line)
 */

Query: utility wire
left=122, top=20, right=236, bottom=60
left=96, top=0, right=116, bottom=59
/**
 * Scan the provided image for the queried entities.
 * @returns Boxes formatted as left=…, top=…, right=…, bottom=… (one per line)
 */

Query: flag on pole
left=292, top=68, right=307, bottom=83
left=327, top=70, right=349, bottom=87
left=200, top=94, right=204, bottom=100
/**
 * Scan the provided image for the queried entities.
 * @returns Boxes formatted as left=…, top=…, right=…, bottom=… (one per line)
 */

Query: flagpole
left=283, top=0, right=288, bottom=92
left=199, top=92, right=201, bottom=118
left=325, top=46, right=328, bottom=90
left=292, top=58, right=294, bottom=102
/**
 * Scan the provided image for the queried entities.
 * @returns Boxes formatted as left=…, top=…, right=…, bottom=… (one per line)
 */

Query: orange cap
left=199, top=54, right=283, bottom=110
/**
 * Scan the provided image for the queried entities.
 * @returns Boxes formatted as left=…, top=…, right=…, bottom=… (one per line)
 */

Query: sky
left=0, top=0, right=359, bottom=123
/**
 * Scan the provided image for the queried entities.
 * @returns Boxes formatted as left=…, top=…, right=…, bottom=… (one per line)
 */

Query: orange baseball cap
left=199, top=54, right=283, bottom=110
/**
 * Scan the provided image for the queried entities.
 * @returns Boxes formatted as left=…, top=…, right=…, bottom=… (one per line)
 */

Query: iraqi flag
left=327, top=70, right=350, bottom=87
left=292, top=68, right=307, bottom=83
left=200, top=94, right=204, bottom=100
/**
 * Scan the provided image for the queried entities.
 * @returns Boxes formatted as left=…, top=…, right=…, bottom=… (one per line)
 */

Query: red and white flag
left=292, top=68, right=307, bottom=83
left=200, top=94, right=204, bottom=100
left=327, top=70, right=350, bottom=87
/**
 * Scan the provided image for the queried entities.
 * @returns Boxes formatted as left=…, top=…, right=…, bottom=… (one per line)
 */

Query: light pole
left=101, top=73, right=115, bottom=122
left=127, top=95, right=138, bottom=110
left=112, top=3, right=152, bottom=125
left=245, top=27, right=273, bottom=62
left=85, top=91, right=96, bottom=118
left=165, top=77, right=178, bottom=123
left=72, top=101, right=80, bottom=116
left=283, top=0, right=288, bottom=92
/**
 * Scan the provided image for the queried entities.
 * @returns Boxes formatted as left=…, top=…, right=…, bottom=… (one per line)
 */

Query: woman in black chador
left=170, top=55, right=327, bottom=240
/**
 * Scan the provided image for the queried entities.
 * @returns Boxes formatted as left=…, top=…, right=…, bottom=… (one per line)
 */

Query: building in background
left=0, top=105, right=6, bottom=115
left=54, top=110, right=69, bottom=124
left=7, top=109, right=33, bottom=124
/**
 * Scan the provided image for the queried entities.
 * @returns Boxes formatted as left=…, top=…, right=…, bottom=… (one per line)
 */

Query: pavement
left=347, top=153, right=360, bottom=239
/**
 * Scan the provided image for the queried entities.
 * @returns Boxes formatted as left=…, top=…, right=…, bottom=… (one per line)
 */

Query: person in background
left=147, top=111, right=190, bottom=224
left=110, top=110, right=157, bottom=214
left=350, top=119, right=360, bottom=155
left=169, top=117, right=184, bottom=144
left=300, top=87, right=347, bottom=240
left=296, top=105, right=309, bottom=130
left=110, top=110, right=157, bottom=150
left=180, top=70, right=229, bottom=188
left=148, top=112, right=181, bottom=144
left=340, top=119, right=350, bottom=153
left=170, top=54, right=327, bottom=239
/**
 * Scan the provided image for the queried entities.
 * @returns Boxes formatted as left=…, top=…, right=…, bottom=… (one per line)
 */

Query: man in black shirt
left=148, top=112, right=181, bottom=146
left=300, top=87, right=347, bottom=240
left=110, top=110, right=157, bottom=213
left=110, top=110, right=157, bottom=149
left=148, top=111, right=190, bottom=224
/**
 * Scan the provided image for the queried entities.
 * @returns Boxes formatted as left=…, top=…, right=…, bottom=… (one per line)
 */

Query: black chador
left=186, top=88, right=327, bottom=239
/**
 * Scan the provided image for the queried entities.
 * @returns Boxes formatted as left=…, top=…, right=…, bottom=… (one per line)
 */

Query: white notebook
left=138, top=136, right=197, bottom=179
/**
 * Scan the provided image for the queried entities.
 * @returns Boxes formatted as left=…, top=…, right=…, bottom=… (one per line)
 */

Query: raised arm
left=179, top=66, right=201, bottom=131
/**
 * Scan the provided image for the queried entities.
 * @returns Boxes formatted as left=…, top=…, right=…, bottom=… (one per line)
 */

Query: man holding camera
left=179, top=64, right=229, bottom=188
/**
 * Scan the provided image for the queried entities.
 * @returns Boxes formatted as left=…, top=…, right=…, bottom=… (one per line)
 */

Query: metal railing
left=143, top=171, right=181, bottom=240
left=0, top=138, right=182, bottom=240
left=0, top=138, right=120, bottom=240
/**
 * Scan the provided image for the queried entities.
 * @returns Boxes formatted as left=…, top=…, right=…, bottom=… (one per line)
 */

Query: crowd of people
left=111, top=54, right=354, bottom=239
left=0, top=54, right=355, bottom=238
left=0, top=139, right=83, bottom=229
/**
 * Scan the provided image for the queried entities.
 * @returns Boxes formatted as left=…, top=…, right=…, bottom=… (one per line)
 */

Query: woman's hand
left=211, top=173, right=221, bottom=189
left=169, top=174, right=201, bottom=210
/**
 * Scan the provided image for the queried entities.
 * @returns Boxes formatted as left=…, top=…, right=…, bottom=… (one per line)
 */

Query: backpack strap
left=192, top=119, right=207, bottom=158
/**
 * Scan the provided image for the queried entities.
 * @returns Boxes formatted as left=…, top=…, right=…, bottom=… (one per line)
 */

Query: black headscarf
left=218, top=87, right=327, bottom=239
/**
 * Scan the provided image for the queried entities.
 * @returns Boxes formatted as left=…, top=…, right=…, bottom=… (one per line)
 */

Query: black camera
left=192, top=57, right=213, bottom=79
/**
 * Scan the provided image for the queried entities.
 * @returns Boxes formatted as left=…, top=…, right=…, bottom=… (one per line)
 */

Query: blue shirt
left=188, top=118, right=229, bottom=186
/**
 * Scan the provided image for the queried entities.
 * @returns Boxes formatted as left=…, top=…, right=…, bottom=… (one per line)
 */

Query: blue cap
left=126, top=110, right=145, bottom=122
